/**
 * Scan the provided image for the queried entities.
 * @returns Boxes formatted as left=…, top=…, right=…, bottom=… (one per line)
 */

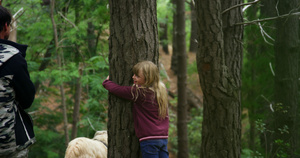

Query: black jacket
left=0, top=39, right=36, bottom=155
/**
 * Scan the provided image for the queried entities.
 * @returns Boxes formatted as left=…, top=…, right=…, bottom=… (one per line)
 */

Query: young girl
left=102, top=61, right=169, bottom=158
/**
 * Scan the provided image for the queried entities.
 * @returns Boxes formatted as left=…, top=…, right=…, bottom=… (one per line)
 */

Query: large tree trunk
left=108, top=0, right=159, bottom=157
left=175, top=0, right=189, bottom=157
left=196, top=0, right=243, bottom=157
left=273, top=0, right=299, bottom=157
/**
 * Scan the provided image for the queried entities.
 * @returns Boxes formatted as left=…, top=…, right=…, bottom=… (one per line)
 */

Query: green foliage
left=241, top=3, right=277, bottom=158
left=241, top=148, right=264, bottom=158
left=168, top=104, right=202, bottom=157
left=5, top=0, right=110, bottom=157
left=187, top=108, right=202, bottom=157
left=29, top=126, right=65, bottom=158
left=187, top=60, right=197, bottom=75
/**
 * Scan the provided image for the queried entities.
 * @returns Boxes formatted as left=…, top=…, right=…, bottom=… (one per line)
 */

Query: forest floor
left=159, top=46, right=202, bottom=99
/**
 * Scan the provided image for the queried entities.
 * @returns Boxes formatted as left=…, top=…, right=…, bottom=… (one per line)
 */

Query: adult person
left=0, top=5, right=36, bottom=158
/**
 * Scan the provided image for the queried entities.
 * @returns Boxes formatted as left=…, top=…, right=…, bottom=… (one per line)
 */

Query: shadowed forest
left=1, top=0, right=300, bottom=157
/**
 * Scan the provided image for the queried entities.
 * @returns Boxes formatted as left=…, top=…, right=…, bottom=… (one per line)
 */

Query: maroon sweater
left=102, top=79, right=169, bottom=142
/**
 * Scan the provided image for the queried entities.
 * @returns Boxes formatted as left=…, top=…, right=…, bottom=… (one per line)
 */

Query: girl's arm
left=102, top=79, right=134, bottom=101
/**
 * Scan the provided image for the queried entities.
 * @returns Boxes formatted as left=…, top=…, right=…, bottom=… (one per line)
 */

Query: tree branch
left=222, top=0, right=260, bottom=14
left=235, top=12, right=300, bottom=26
left=10, top=7, right=25, bottom=25
left=58, top=11, right=78, bottom=30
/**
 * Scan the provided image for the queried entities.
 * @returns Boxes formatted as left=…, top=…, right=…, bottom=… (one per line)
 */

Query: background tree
left=188, top=1, right=197, bottom=53
left=272, top=0, right=299, bottom=157
left=159, top=16, right=169, bottom=54
left=175, top=0, right=189, bottom=157
left=171, top=0, right=178, bottom=74
left=196, top=0, right=243, bottom=157
left=242, top=0, right=276, bottom=156
left=50, top=0, right=69, bottom=145
left=108, top=0, right=159, bottom=157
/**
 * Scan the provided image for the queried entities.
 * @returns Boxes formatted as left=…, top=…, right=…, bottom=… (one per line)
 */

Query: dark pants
left=140, top=139, right=169, bottom=158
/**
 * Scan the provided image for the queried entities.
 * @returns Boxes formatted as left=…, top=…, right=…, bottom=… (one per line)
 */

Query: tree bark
left=175, top=0, right=189, bottom=157
left=196, top=0, right=243, bottom=157
left=108, top=0, right=159, bottom=157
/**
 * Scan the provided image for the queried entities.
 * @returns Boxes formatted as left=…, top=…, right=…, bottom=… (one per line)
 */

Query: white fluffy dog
left=65, top=131, right=108, bottom=158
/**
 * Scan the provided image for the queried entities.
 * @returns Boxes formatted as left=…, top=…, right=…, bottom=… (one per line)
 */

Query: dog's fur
left=65, top=131, right=108, bottom=158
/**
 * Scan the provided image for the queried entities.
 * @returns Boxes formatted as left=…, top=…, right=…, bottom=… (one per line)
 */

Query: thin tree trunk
left=71, top=2, right=83, bottom=140
left=171, top=0, right=178, bottom=74
left=175, top=0, right=189, bottom=157
left=50, top=0, right=69, bottom=146
left=71, top=64, right=83, bottom=139
left=189, top=2, right=197, bottom=53
left=87, top=22, right=96, bottom=57
left=108, top=0, right=159, bottom=157
left=159, top=18, right=169, bottom=54
left=34, top=39, right=54, bottom=91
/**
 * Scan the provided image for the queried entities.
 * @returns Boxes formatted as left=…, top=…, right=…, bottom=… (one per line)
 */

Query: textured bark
left=175, top=0, right=189, bottom=157
left=196, top=0, right=243, bottom=157
left=108, top=0, right=159, bottom=157
left=273, top=0, right=299, bottom=157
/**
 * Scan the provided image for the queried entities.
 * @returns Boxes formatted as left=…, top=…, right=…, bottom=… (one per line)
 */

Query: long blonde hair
left=132, top=61, right=168, bottom=119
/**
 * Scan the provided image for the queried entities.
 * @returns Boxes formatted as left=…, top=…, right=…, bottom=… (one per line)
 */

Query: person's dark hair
left=0, top=5, right=12, bottom=32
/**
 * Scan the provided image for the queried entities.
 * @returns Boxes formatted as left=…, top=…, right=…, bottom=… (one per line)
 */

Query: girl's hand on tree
left=106, top=76, right=110, bottom=80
